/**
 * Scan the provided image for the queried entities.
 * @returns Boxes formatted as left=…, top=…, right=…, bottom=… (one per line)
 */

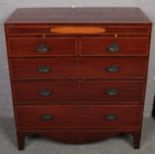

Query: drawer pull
left=106, top=65, right=120, bottom=73
left=41, top=114, right=54, bottom=121
left=108, top=43, right=120, bottom=53
left=36, top=43, right=49, bottom=53
left=105, top=113, right=118, bottom=121
left=37, top=66, right=51, bottom=73
left=105, top=88, right=118, bottom=96
left=39, top=89, right=52, bottom=96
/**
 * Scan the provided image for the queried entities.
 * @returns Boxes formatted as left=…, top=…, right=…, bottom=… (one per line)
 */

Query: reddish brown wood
left=15, top=105, right=142, bottom=129
left=131, top=131, right=142, bottom=149
left=5, top=8, right=151, bottom=37
left=80, top=37, right=150, bottom=56
left=6, top=25, right=151, bottom=36
left=5, top=8, right=152, bottom=150
left=16, top=129, right=141, bottom=149
left=78, top=57, right=147, bottom=79
left=10, top=58, right=77, bottom=79
left=10, top=57, right=147, bottom=80
left=5, top=8, right=151, bottom=25
left=13, top=80, right=145, bottom=103
left=8, top=37, right=77, bottom=57
left=17, top=131, right=25, bottom=150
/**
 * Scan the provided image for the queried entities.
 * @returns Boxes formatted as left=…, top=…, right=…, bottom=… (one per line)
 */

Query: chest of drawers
left=5, top=7, right=152, bottom=150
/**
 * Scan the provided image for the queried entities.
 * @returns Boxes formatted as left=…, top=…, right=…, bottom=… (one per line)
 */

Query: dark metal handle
left=41, top=114, right=54, bottom=121
left=37, top=66, right=51, bottom=73
left=107, top=43, right=120, bottom=53
left=105, top=88, right=118, bottom=96
left=105, top=113, right=118, bottom=121
left=39, top=89, right=52, bottom=96
left=36, top=43, right=49, bottom=53
left=106, top=65, right=120, bottom=73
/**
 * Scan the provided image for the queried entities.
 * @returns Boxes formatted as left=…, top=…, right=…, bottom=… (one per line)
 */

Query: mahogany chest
left=5, top=7, right=152, bottom=150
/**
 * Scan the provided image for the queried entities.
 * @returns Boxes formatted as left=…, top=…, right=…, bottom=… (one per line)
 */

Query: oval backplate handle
left=50, top=26, right=106, bottom=34
left=37, top=66, right=51, bottom=73
left=41, top=113, right=54, bottom=121
left=36, top=43, right=49, bottom=53
left=106, top=65, right=120, bottom=73
left=39, top=89, right=52, bottom=97
left=107, top=43, right=120, bottom=53
left=105, top=113, right=118, bottom=121
left=105, top=88, right=119, bottom=96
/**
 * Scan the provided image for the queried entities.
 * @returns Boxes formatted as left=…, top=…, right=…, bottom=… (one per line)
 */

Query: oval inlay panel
left=51, top=26, right=106, bottom=34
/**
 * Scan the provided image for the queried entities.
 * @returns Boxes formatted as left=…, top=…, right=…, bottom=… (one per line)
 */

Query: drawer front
left=8, top=37, right=76, bottom=57
left=10, top=57, right=147, bottom=80
left=10, top=58, right=77, bottom=79
left=13, top=80, right=144, bottom=102
left=80, top=37, right=149, bottom=56
left=16, top=105, right=142, bottom=129
left=6, top=25, right=151, bottom=36
left=78, top=57, right=147, bottom=79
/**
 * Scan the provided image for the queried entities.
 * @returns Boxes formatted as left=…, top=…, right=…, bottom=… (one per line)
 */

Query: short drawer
left=80, top=37, right=149, bottom=56
left=10, top=57, right=147, bottom=80
left=15, top=105, right=142, bottom=129
left=8, top=37, right=76, bottom=57
left=13, top=80, right=145, bottom=103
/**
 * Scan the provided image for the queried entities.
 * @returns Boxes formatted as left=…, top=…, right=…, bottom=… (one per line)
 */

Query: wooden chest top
left=5, top=7, right=151, bottom=25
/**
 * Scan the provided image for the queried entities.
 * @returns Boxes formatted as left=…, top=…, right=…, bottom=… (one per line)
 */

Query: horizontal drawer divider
left=11, top=78, right=147, bottom=81
left=14, top=102, right=142, bottom=105
left=17, top=127, right=141, bottom=130
left=9, top=55, right=149, bottom=58
left=16, top=128, right=141, bottom=132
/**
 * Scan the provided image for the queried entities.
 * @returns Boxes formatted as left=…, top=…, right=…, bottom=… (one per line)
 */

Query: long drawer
left=6, top=25, right=151, bottom=36
left=8, top=37, right=76, bottom=57
left=10, top=57, right=147, bottom=80
left=13, top=80, right=145, bottom=103
left=80, top=37, right=149, bottom=56
left=15, top=105, right=142, bottom=129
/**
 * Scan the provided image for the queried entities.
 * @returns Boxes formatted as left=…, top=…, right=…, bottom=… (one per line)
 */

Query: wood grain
left=10, top=57, right=147, bottom=80
left=15, top=105, right=142, bottom=129
left=80, top=36, right=150, bottom=56
left=13, top=80, right=145, bottom=103
left=6, top=8, right=151, bottom=24
left=8, top=37, right=76, bottom=57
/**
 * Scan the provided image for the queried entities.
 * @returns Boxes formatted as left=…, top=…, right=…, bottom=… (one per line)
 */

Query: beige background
left=0, top=0, right=155, bottom=117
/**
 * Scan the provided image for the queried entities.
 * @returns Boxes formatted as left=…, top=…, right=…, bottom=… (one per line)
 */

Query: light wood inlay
left=51, top=26, right=106, bottom=34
